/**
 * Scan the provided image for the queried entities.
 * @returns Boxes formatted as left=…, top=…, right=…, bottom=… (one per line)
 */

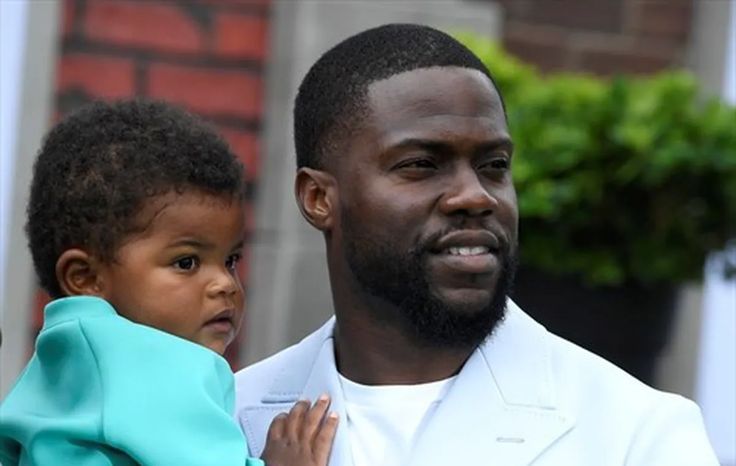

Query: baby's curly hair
left=26, top=99, right=245, bottom=298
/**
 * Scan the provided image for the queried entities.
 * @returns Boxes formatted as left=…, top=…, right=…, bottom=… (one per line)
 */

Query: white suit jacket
left=234, top=301, right=718, bottom=465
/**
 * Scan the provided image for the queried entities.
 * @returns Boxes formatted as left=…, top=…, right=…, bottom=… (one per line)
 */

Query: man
left=235, top=24, right=717, bottom=465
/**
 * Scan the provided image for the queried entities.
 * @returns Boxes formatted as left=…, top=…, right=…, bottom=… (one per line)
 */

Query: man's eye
left=492, top=158, right=510, bottom=169
left=226, top=253, right=242, bottom=270
left=396, top=158, right=437, bottom=170
left=173, top=256, right=199, bottom=270
left=481, top=157, right=510, bottom=171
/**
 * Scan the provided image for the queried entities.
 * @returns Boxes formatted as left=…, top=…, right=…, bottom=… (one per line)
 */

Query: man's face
left=334, top=66, right=518, bottom=348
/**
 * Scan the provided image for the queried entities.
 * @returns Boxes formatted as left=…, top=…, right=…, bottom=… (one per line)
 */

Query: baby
left=0, top=100, right=336, bottom=466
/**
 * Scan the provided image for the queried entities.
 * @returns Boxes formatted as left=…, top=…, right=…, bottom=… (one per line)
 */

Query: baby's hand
left=261, top=394, right=339, bottom=466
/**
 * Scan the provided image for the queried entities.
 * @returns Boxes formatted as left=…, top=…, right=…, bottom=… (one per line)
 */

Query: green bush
left=457, top=33, right=736, bottom=286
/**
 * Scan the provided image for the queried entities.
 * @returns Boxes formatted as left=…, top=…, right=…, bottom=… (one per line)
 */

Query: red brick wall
left=492, top=0, right=693, bottom=75
left=34, top=0, right=272, bottom=368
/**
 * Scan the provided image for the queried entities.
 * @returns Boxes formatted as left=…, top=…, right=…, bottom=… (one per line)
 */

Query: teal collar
left=43, top=296, right=118, bottom=329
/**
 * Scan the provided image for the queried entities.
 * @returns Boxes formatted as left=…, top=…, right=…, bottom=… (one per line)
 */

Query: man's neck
left=332, top=311, right=475, bottom=386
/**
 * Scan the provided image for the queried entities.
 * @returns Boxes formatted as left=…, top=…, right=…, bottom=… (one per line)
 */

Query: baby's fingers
left=286, top=400, right=310, bottom=441
left=313, top=411, right=339, bottom=465
left=302, top=394, right=331, bottom=440
left=266, top=412, right=287, bottom=441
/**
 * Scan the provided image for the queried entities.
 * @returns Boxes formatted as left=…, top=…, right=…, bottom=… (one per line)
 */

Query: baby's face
left=98, top=191, right=246, bottom=355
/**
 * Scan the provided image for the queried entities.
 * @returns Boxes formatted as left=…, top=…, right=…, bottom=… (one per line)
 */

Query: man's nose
left=438, top=166, right=498, bottom=217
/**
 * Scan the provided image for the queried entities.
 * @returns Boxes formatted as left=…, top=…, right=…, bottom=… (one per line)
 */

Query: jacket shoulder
left=539, top=318, right=717, bottom=462
left=503, top=307, right=717, bottom=463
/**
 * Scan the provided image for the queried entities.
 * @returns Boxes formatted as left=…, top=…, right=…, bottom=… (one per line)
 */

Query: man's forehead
left=370, top=66, right=499, bottom=102
left=364, top=66, right=507, bottom=136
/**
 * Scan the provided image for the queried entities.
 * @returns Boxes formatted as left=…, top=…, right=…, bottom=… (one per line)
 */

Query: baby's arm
left=261, top=395, right=339, bottom=466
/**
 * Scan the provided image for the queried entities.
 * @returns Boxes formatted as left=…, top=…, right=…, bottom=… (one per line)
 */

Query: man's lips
left=431, top=229, right=501, bottom=254
left=428, top=229, right=502, bottom=274
left=430, top=251, right=499, bottom=275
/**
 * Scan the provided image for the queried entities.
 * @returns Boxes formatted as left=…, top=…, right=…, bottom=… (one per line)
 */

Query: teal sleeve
left=0, top=319, right=138, bottom=465
left=0, top=311, right=263, bottom=466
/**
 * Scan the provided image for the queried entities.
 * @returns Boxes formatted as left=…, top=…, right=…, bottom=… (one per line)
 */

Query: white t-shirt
left=338, top=374, right=456, bottom=466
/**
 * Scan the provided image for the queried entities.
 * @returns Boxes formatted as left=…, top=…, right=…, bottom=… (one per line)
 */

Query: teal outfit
left=0, top=297, right=264, bottom=466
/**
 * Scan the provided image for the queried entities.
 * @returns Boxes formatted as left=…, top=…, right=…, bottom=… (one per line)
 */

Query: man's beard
left=342, top=214, right=517, bottom=350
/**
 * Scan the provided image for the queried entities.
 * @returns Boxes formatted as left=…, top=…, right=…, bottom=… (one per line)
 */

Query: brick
left=57, top=54, right=136, bottom=99
left=84, top=1, right=205, bottom=55
left=505, top=39, right=568, bottom=74
left=578, top=48, right=673, bottom=76
left=147, top=64, right=262, bottom=119
left=504, top=22, right=569, bottom=72
left=199, top=0, right=270, bottom=7
left=218, top=127, right=260, bottom=180
left=521, top=0, right=624, bottom=33
left=632, top=1, right=692, bottom=41
left=213, top=13, right=268, bottom=60
left=62, top=0, right=76, bottom=38
left=629, top=37, right=680, bottom=60
left=492, top=0, right=532, bottom=21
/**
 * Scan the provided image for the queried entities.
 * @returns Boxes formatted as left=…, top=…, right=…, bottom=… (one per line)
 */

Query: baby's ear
left=55, top=249, right=107, bottom=297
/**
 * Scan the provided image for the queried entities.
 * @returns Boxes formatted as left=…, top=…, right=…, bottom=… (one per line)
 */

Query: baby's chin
left=200, top=338, right=230, bottom=356
left=216, top=334, right=238, bottom=356
left=195, top=323, right=237, bottom=355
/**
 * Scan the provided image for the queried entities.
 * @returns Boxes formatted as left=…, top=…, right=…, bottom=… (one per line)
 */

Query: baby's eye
left=173, top=256, right=199, bottom=271
left=226, top=253, right=242, bottom=271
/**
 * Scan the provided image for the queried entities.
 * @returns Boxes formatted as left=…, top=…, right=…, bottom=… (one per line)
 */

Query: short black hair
left=26, top=99, right=245, bottom=298
left=294, top=23, right=504, bottom=169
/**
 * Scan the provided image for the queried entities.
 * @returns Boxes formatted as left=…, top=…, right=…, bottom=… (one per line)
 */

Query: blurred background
left=1, top=1, right=733, bottom=463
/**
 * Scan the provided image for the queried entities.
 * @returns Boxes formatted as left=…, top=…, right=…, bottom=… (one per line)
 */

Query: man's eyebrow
left=390, top=138, right=452, bottom=153
left=390, top=137, right=513, bottom=154
left=477, top=139, right=514, bottom=155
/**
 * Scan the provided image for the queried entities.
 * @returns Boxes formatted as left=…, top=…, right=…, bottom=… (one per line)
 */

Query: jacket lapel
left=240, top=301, right=574, bottom=466
left=300, top=337, right=353, bottom=466
left=238, top=318, right=354, bottom=466
left=408, top=301, right=575, bottom=466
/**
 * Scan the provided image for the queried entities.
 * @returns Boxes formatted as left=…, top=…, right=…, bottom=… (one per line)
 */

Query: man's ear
left=55, top=249, right=107, bottom=297
left=295, top=167, right=337, bottom=231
